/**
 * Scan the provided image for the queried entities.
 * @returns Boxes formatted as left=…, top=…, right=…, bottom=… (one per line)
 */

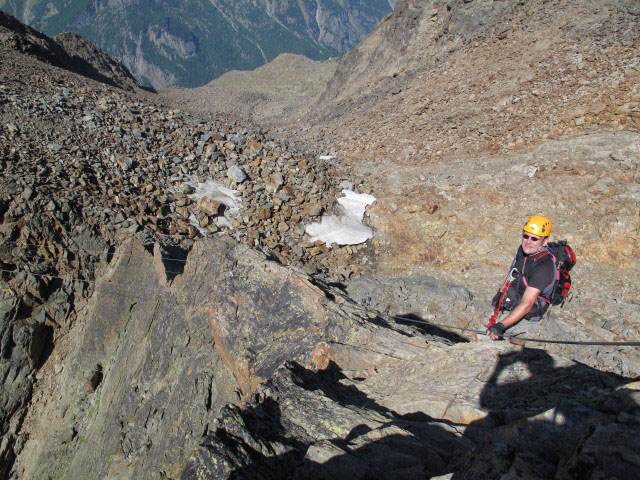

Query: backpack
left=545, top=240, right=576, bottom=306
left=490, top=240, right=576, bottom=320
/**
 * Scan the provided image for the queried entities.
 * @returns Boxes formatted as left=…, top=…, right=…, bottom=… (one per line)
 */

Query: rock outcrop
left=12, top=236, right=450, bottom=479
left=0, top=11, right=139, bottom=91
left=180, top=336, right=637, bottom=479
left=13, top=236, right=638, bottom=479
left=0, top=293, right=51, bottom=477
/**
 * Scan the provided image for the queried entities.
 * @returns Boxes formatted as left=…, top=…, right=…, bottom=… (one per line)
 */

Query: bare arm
left=487, top=286, right=541, bottom=339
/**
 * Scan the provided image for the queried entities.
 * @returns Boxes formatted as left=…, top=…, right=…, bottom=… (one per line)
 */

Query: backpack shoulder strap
left=522, top=247, right=557, bottom=303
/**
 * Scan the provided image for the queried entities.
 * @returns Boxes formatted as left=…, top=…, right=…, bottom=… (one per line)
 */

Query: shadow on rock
left=182, top=348, right=640, bottom=480
left=158, top=244, right=189, bottom=281
left=181, top=361, right=473, bottom=479
left=454, top=348, right=639, bottom=479
left=395, top=313, right=469, bottom=343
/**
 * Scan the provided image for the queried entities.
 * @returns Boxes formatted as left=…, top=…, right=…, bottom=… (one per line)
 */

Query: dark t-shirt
left=502, top=247, right=555, bottom=318
left=515, top=248, right=555, bottom=294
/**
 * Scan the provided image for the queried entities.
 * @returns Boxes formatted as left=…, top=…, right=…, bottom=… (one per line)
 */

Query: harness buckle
left=507, top=267, right=520, bottom=283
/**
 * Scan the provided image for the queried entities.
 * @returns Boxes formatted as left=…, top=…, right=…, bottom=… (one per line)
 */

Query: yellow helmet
left=523, top=215, right=552, bottom=237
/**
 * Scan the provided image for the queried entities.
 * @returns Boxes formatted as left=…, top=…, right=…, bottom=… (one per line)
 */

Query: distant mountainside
left=0, top=0, right=395, bottom=88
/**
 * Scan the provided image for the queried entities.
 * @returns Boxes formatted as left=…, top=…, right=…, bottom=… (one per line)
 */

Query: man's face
left=521, top=231, right=546, bottom=255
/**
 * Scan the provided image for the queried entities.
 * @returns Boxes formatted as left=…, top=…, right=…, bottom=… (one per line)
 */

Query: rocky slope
left=12, top=237, right=640, bottom=480
left=0, top=30, right=370, bottom=279
left=310, top=0, right=640, bottom=159
left=161, top=0, right=640, bottom=374
left=0, top=0, right=394, bottom=88
left=0, top=17, right=378, bottom=476
left=162, top=53, right=338, bottom=123
left=1, top=6, right=639, bottom=480
left=306, top=0, right=640, bottom=373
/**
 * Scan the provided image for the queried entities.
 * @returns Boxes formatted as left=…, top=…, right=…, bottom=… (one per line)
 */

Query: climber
left=486, top=215, right=556, bottom=345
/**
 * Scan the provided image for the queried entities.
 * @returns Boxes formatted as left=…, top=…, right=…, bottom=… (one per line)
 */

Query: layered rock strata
left=12, top=236, right=451, bottom=478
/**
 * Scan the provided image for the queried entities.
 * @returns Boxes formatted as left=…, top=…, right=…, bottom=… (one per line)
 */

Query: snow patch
left=305, top=190, right=376, bottom=246
left=184, top=179, right=242, bottom=232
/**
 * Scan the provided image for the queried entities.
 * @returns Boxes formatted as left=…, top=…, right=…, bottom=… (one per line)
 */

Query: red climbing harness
left=487, top=266, right=519, bottom=328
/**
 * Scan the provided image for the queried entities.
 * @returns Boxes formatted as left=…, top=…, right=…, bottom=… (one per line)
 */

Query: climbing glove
left=487, top=322, right=506, bottom=340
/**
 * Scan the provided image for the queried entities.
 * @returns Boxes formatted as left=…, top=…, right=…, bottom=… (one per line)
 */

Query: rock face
left=180, top=361, right=474, bottom=480
left=180, top=338, right=637, bottom=479
left=0, top=294, right=51, bottom=478
left=12, top=236, right=451, bottom=479
left=1, top=0, right=394, bottom=87
left=13, top=237, right=638, bottom=480
left=345, top=275, right=474, bottom=330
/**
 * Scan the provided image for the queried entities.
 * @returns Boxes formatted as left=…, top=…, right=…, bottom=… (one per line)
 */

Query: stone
left=245, top=139, right=262, bottom=152
left=303, top=202, right=322, bottom=217
left=195, top=197, right=222, bottom=216
left=269, top=172, right=285, bottom=187
left=175, top=207, right=189, bottom=219
left=227, top=165, right=247, bottom=183
left=117, top=157, right=134, bottom=172
left=257, top=206, right=272, bottom=220
left=277, top=222, right=290, bottom=233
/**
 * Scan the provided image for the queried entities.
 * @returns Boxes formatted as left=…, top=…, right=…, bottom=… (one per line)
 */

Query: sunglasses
left=522, top=233, right=541, bottom=242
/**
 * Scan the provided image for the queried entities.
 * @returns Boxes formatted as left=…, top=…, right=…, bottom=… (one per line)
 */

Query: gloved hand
left=487, top=322, right=506, bottom=340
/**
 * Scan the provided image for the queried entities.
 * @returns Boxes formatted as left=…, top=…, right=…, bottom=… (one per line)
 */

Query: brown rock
left=277, top=222, right=290, bottom=233
left=175, top=207, right=190, bottom=219
left=246, top=139, right=262, bottom=152
left=196, top=197, right=223, bottom=216
left=258, top=206, right=272, bottom=220
left=303, top=203, right=322, bottom=217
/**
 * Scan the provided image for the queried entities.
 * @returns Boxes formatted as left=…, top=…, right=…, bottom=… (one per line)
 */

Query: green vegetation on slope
left=0, top=0, right=392, bottom=88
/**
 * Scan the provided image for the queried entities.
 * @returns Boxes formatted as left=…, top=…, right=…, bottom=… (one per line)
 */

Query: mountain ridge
left=0, top=10, right=140, bottom=91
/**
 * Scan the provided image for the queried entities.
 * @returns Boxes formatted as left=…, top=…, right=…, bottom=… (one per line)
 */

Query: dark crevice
left=160, top=244, right=189, bottom=280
